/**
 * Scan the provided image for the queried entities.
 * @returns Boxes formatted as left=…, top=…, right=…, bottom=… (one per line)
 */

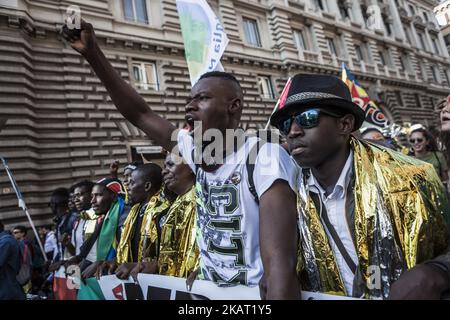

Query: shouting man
left=62, top=20, right=299, bottom=299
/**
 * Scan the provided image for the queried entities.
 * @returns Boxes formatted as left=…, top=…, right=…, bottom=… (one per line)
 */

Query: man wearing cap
left=270, top=74, right=450, bottom=299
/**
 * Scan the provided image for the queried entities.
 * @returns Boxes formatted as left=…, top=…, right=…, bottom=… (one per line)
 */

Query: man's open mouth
left=185, top=115, right=195, bottom=131
left=441, top=113, right=450, bottom=122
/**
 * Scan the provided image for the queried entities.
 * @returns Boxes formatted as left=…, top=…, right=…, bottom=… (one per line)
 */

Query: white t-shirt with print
left=177, top=129, right=297, bottom=287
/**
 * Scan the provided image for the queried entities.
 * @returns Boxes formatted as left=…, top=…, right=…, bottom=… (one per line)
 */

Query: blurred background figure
left=359, top=126, right=397, bottom=150
left=12, top=226, right=33, bottom=294
left=438, top=96, right=450, bottom=133
left=360, top=126, right=386, bottom=142
left=409, top=125, right=448, bottom=186
left=0, top=220, right=26, bottom=300
left=49, top=188, right=77, bottom=262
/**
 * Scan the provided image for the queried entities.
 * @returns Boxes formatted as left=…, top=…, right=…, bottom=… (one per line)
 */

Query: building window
left=408, top=4, right=415, bottom=16
left=431, top=65, right=440, bottom=83
left=243, top=18, right=262, bottom=47
left=314, top=0, right=325, bottom=11
left=414, top=93, right=422, bottom=108
left=420, top=61, right=428, bottom=81
left=258, top=76, right=276, bottom=99
left=399, top=56, right=405, bottom=71
left=382, top=14, right=392, bottom=37
left=417, top=31, right=427, bottom=51
left=361, top=4, right=369, bottom=22
left=123, top=0, right=149, bottom=24
left=395, top=91, right=403, bottom=106
left=385, top=22, right=392, bottom=37
left=338, top=0, right=350, bottom=19
left=293, top=29, right=309, bottom=51
left=445, top=70, right=450, bottom=84
left=355, top=45, right=364, bottom=61
left=327, top=37, right=339, bottom=56
left=422, top=11, right=428, bottom=22
left=399, top=53, right=412, bottom=72
left=378, top=50, right=387, bottom=66
left=132, top=62, right=159, bottom=90
left=403, top=27, right=412, bottom=44
left=432, top=37, right=440, bottom=55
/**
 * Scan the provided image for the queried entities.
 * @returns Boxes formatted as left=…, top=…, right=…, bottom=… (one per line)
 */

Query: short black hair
left=51, top=187, right=70, bottom=200
left=0, top=220, right=4, bottom=232
left=199, top=71, right=242, bottom=90
left=72, top=180, right=95, bottom=194
left=13, top=225, right=27, bottom=234
left=134, top=163, right=163, bottom=192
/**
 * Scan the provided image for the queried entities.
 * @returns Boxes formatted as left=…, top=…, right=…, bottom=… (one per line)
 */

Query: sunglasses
left=409, top=138, right=424, bottom=144
left=277, top=108, right=343, bottom=136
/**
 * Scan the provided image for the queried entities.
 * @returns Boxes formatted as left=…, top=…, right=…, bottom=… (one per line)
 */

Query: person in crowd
left=93, top=163, right=169, bottom=278
left=360, top=127, right=385, bottom=142
left=359, top=126, right=396, bottom=150
left=49, top=188, right=77, bottom=261
left=0, top=220, right=26, bottom=300
left=12, top=225, right=27, bottom=242
left=115, top=153, right=198, bottom=281
left=409, top=126, right=449, bottom=185
left=12, top=226, right=33, bottom=294
left=39, top=225, right=58, bottom=263
left=70, top=181, right=97, bottom=256
left=62, top=20, right=300, bottom=299
left=437, top=97, right=450, bottom=175
left=66, top=178, right=126, bottom=278
left=68, top=187, right=77, bottom=216
left=269, top=73, right=450, bottom=299
left=122, top=162, right=143, bottom=193
left=49, top=181, right=97, bottom=271
left=158, top=153, right=198, bottom=278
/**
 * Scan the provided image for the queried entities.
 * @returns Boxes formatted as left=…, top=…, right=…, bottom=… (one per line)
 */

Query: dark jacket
left=0, top=231, right=25, bottom=300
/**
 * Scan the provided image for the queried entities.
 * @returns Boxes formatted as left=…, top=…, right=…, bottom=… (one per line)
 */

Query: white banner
left=175, top=0, right=229, bottom=85
left=93, top=274, right=360, bottom=300
left=98, top=275, right=137, bottom=300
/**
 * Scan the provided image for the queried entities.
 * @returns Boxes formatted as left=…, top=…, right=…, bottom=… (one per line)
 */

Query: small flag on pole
left=265, top=77, right=292, bottom=129
left=0, top=156, right=48, bottom=261
left=341, top=63, right=389, bottom=128
left=176, top=0, right=229, bottom=86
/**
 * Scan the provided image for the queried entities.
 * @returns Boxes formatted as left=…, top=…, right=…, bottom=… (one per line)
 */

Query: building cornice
left=2, top=4, right=450, bottom=90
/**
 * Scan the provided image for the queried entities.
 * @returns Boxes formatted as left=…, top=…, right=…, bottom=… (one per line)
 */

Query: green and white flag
left=176, top=0, right=229, bottom=85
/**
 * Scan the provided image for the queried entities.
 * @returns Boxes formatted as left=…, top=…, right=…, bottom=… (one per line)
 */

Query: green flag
left=77, top=278, right=105, bottom=300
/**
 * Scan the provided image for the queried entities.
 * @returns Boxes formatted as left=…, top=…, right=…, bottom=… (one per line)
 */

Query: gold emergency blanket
left=296, top=137, right=450, bottom=299
left=159, top=186, right=199, bottom=278
left=116, top=191, right=171, bottom=264
left=80, top=209, right=99, bottom=241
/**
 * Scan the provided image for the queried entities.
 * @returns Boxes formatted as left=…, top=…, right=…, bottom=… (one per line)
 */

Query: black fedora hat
left=270, top=74, right=366, bottom=130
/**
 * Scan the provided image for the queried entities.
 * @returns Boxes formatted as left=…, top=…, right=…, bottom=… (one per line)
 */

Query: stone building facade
left=0, top=0, right=449, bottom=227
left=434, top=0, right=450, bottom=44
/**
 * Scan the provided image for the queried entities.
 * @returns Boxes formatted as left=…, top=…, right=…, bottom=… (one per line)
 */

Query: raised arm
left=259, top=180, right=301, bottom=299
left=61, top=20, right=176, bottom=151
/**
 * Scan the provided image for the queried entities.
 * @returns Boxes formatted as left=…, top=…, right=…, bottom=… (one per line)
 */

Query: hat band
left=284, top=92, right=345, bottom=105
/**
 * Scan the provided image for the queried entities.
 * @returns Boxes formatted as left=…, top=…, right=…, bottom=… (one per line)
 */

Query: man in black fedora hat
left=270, top=74, right=450, bottom=299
